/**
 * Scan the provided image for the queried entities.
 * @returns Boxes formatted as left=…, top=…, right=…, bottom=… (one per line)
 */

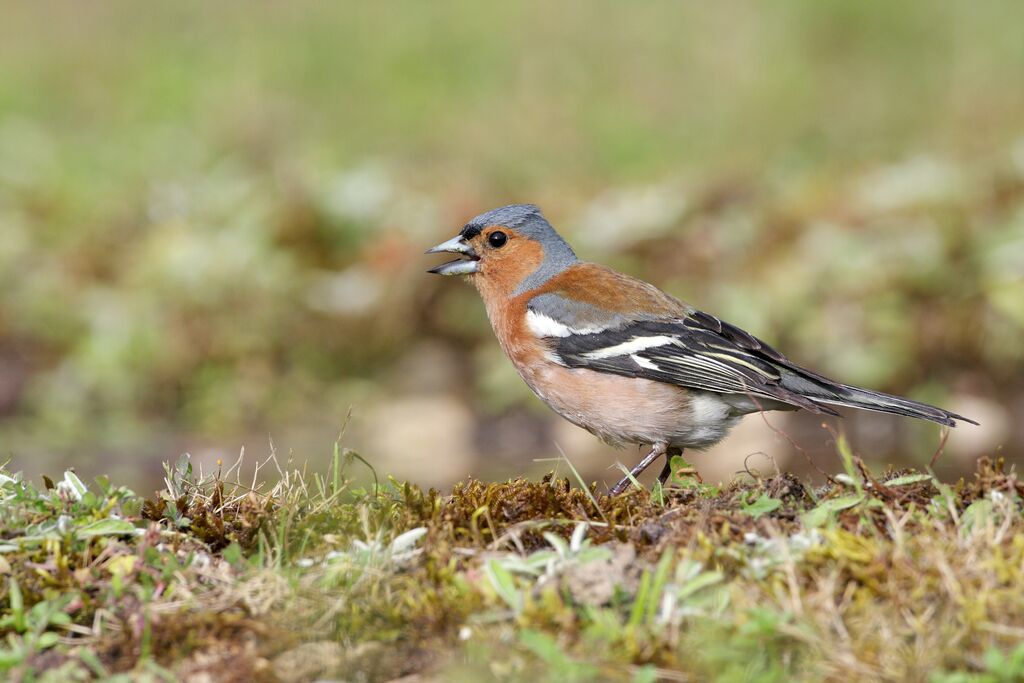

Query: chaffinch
left=427, top=204, right=977, bottom=495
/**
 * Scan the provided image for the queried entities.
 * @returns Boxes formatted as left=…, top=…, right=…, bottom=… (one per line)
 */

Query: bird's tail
left=776, top=369, right=977, bottom=427
left=808, top=383, right=977, bottom=427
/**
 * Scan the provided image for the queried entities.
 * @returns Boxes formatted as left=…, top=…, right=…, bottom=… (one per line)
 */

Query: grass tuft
left=1, top=453, right=1022, bottom=681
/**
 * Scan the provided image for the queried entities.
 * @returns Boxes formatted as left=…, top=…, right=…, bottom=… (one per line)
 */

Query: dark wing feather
left=683, top=312, right=976, bottom=425
left=554, top=315, right=839, bottom=415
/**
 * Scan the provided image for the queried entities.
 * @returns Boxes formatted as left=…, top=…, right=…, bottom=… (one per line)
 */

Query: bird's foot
left=609, top=443, right=668, bottom=495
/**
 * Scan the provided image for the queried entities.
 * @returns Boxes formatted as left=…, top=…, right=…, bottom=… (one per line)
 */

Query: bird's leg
left=657, top=446, right=683, bottom=485
left=610, top=442, right=668, bottom=496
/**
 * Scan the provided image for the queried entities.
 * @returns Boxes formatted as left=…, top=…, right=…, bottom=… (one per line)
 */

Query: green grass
left=1, top=447, right=1023, bottom=682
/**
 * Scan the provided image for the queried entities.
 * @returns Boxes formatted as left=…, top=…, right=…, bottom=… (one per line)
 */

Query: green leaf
left=519, top=629, right=597, bottom=680
left=222, top=542, right=243, bottom=566
left=44, top=610, right=71, bottom=627
left=633, top=666, right=659, bottom=683
left=884, top=473, right=933, bottom=487
left=9, top=579, right=24, bottom=632
left=77, top=648, right=109, bottom=677
left=668, top=454, right=699, bottom=487
left=173, top=455, right=193, bottom=482
left=36, top=632, right=59, bottom=649
left=517, top=551, right=558, bottom=573
left=485, top=559, right=523, bottom=613
left=78, top=519, right=136, bottom=538
left=741, top=493, right=783, bottom=518
left=0, top=645, right=27, bottom=669
left=519, top=629, right=570, bottom=668
left=929, top=477, right=958, bottom=519
left=93, top=475, right=112, bottom=494
left=646, top=549, right=674, bottom=623
left=542, top=532, right=570, bottom=558
left=628, top=570, right=652, bottom=627
left=677, top=570, right=724, bottom=600
left=575, top=547, right=612, bottom=565
left=650, top=479, right=664, bottom=507
left=62, top=471, right=88, bottom=497
left=960, top=499, right=994, bottom=534
left=801, top=495, right=864, bottom=527
left=740, top=607, right=790, bottom=636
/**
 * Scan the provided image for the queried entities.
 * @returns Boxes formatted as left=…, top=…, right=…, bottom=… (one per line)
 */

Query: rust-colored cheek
left=476, top=240, right=545, bottom=300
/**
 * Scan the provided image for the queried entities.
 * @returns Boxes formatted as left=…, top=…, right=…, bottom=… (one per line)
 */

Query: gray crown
left=462, top=204, right=578, bottom=294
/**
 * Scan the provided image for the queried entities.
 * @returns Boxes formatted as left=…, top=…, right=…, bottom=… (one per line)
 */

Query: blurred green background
left=1, top=2, right=1022, bottom=493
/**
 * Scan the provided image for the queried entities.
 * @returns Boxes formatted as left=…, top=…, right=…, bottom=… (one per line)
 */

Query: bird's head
left=426, top=204, right=578, bottom=297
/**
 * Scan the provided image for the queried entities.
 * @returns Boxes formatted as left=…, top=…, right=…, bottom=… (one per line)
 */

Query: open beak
left=425, top=235, right=480, bottom=275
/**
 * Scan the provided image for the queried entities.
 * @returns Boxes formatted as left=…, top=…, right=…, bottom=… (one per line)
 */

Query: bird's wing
left=525, top=268, right=974, bottom=426
left=540, top=305, right=836, bottom=414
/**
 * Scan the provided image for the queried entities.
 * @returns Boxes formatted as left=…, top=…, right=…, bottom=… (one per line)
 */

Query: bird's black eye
left=488, top=231, right=508, bottom=248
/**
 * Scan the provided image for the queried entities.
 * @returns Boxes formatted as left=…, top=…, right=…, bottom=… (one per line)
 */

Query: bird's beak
left=425, top=235, right=480, bottom=275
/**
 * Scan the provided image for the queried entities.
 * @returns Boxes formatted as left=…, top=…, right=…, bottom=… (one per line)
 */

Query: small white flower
left=390, top=527, right=428, bottom=554
left=570, top=522, right=588, bottom=552
left=789, top=530, right=822, bottom=552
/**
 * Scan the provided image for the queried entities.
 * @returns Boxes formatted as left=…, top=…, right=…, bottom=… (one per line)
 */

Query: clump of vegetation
left=1, top=445, right=1023, bottom=682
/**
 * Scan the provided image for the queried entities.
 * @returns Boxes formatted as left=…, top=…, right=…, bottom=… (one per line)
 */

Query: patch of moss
left=141, top=461, right=276, bottom=552
left=4, top=454, right=1024, bottom=682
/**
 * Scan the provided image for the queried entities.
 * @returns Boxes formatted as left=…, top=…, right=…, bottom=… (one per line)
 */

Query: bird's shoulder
left=522, top=262, right=690, bottom=335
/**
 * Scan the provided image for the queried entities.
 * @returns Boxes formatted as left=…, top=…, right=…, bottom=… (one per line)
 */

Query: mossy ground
left=2, top=445, right=1023, bottom=683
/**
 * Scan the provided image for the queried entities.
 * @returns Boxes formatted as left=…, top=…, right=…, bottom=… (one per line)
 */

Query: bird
left=426, top=204, right=977, bottom=495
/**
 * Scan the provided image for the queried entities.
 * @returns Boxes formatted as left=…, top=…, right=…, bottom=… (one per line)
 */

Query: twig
left=853, top=456, right=897, bottom=501
left=744, top=388, right=837, bottom=485
left=929, top=426, right=951, bottom=469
